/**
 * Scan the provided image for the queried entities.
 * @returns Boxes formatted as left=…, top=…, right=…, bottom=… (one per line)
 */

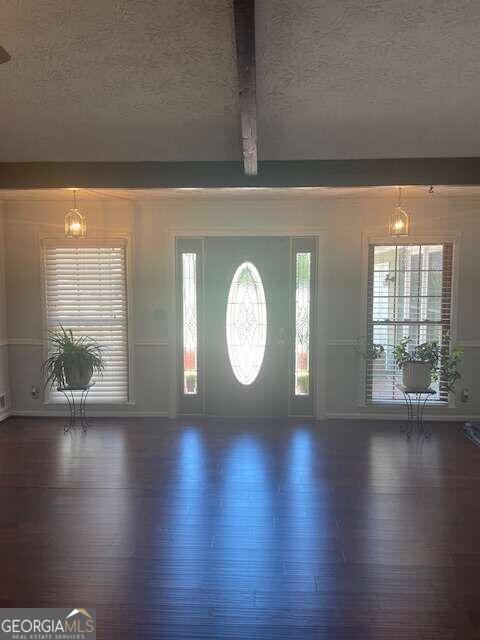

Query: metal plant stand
left=396, top=384, right=435, bottom=439
left=58, top=382, right=95, bottom=433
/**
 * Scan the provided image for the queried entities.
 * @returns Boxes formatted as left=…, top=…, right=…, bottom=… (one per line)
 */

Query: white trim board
left=5, top=337, right=479, bottom=349
left=167, top=226, right=327, bottom=238
left=168, top=228, right=328, bottom=419
left=7, top=338, right=44, bottom=346
left=456, top=340, right=480, bottom=348
left=5, top=338, right=169, bottom=347
left=328, top=338, right=480, bottom=348
left=325, top=412, right=475, bottom=421
left=358, top=234, right=461, bottom=409
left=4, top=410, right=475, bottom=423
left=10, top=410, right=169, bottom=418
left=38, top=232, right=136, bottom=404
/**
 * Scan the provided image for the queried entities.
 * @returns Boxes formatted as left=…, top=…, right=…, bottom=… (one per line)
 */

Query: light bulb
left=389, top=203, right=410, bottom=236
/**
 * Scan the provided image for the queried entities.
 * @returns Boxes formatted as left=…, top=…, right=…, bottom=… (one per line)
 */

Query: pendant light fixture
left=65, top=189, right=86, bottom=238
left=389, top=186, right=410, bottom=236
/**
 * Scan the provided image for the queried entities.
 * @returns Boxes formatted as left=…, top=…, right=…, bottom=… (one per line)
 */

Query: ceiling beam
left=1, top=159, right=480, bottom=189
left=233, top=0, right=257, bottom=176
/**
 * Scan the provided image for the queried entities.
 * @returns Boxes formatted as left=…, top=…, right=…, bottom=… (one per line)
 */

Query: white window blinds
left=44, top=242, right=129, bottom=403
left=366, top=243, right=453, bottom=403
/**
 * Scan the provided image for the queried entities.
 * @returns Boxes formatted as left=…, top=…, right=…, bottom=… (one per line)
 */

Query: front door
left=205, top=236, right=290, bottom=416
left=177, top=236, right=316, bottom=417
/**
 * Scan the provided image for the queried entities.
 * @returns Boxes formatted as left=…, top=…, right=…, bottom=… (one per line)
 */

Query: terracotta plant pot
left=402, top=362, right=432, bottom=391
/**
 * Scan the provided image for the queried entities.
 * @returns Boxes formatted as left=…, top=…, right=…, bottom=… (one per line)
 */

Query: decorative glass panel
left=182, top=253, right=198, bottom=395
left=294, top=252, right=311, bottom=396
left=226, top=262, right=267, bottom=385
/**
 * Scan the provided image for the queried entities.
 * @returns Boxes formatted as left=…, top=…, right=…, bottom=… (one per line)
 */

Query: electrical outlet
left=461, top=388, right=470, bottom=403
left=31, top=386, right=39, bottom=400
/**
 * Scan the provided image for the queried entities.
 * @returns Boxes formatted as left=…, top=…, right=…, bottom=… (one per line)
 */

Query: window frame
left=40, top=235, right=134, bottom=405
left=359, top=233, right=459, bottom=408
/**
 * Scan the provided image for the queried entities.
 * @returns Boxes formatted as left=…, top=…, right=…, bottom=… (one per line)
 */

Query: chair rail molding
left=327, top=339, right=359, bottom=347
left=5, top=337, right=170, bottom=347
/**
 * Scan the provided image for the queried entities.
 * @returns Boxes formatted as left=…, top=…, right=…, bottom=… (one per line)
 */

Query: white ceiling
left=1, top=0, right=480, bottom=161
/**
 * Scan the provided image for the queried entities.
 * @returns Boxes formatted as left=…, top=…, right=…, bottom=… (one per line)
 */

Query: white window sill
left=366, top=399, right=448, bottom=407
left=44, top=400, right=136, bottom=406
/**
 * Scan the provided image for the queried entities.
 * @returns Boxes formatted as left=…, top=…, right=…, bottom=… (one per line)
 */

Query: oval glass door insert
left=226, top=262, right=267, bottom=385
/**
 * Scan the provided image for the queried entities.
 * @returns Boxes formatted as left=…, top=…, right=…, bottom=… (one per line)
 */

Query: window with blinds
left=366, top=243, right=453, bottom=403
left=44, top=242, right=129, bottom=403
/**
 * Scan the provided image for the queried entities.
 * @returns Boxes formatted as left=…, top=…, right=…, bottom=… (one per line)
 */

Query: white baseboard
left=10, top=409, right=169, bottom=418
left=5, top=409, right=477, bottom=422
left=325, top=412, right=477, bottom=422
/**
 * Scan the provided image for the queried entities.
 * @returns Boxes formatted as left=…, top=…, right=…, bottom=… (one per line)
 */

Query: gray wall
left=0, top=203, right=10, bottom=419
left=2, top=188, right=480, bottom=419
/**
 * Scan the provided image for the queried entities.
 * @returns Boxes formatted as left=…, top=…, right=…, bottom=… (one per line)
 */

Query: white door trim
left=167, top=227, right=328, bottom=419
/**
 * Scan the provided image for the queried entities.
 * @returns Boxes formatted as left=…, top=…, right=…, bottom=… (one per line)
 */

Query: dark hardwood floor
left=1, top=416, right=480, bottom=639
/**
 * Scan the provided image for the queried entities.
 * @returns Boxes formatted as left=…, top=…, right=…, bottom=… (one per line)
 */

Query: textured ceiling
left=1, top=0, right=480, bottom=161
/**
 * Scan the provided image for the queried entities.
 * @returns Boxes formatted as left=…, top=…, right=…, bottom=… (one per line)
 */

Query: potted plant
left=185, top=373, right=197, bottom=393
left=360, top=342, right=386, bottom=369
left=393, top=336, right=462, bottom=392
left=363, top=342, right=385, bottom=361
left=43, top=326, right=104, bottom=389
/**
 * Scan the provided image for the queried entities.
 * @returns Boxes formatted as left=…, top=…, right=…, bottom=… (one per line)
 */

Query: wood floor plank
left=1, top=416, right=479, bottom=639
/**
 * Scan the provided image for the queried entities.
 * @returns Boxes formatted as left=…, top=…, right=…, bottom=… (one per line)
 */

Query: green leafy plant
left=185, top=373, right=197, bottom=393
left=393, top=336, right=463, bottom=392
left=43, top=325, right=104, bottom=389
left=394, top=337, right=439, bottom=369
left=362, top=342, right=385, bottom=361
left=296, top=373, right=310, bottom=395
